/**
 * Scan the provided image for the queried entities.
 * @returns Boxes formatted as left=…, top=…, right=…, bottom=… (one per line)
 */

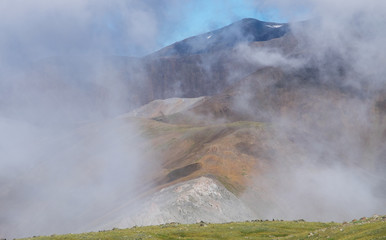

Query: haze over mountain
left=151, top=18, right=289, bottom=57
left=0, top=18, right=296, bottom=127
left=1, top=1, right=386, bottom=238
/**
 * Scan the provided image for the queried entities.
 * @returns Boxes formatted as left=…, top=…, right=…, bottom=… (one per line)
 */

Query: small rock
left=199, top=220, right=207, bottom=227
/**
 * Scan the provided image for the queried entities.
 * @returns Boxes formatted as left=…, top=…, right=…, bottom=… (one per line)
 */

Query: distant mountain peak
left=151, top=18, right=289, bottom=57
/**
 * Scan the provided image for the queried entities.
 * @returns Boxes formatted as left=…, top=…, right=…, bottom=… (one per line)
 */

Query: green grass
left=18, top=217, right=386, bottom=240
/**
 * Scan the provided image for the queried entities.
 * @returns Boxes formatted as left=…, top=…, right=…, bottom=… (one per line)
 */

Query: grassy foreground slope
left=19, top=216, right=386, bottom=240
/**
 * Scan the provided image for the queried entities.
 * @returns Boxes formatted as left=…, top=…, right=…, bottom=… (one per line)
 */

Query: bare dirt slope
left=124, top=97, right=205, bottom=118
left=98, top=176, right=256, bottom=229
left=87, top=62, right=386, bottom=227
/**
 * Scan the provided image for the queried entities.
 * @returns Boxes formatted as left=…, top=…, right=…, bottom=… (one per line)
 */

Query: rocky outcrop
left=100, top=177, right=256, bottom=229
left=125, top=97, right=205, bottom=118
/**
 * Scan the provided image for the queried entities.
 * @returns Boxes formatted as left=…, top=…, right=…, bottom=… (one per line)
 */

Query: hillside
left=75, top=117, right=269, bottom=231
left=0, top=18, right=298, bottom=127
left=74, top=83, right=386, bottom=230
left=2, top=15, right=386, bottom=239
left=19, top=215, right=386, bottom=240
left=151, top=18, right=290, bottom=57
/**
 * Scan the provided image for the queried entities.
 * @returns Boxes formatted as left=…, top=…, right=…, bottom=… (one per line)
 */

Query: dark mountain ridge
left=1, top=18, right=296, bottom=125
left=151, top=18, right=290, bottom=57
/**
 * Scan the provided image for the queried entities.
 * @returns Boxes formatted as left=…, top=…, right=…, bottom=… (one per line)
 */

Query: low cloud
left=239, top=0, right=386, bottom=222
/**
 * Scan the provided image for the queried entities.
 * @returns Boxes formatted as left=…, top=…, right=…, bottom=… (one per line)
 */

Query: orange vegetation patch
left=136, top=118, right=269, bottom=196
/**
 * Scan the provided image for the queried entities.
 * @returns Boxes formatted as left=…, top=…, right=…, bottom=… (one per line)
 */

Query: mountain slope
left=98, top=177, right=256, bottom=229
left=1, top=18, right=296, bottom=127
left=151, top=18, right=290, bottom=57
left=19, top=215, right=386, bottom=240
left=4, top=17, right=386, bottom=239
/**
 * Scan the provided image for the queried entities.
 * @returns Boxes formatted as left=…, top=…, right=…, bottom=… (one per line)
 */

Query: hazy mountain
left=151, top=18, right=290, bottom=57
left=2, top=17, right=386, bottom=238
left=1, top=18, right=297, bottom=126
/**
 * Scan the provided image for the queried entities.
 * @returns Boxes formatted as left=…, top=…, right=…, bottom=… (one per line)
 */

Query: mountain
left=3, top=18, right=386, bottom=239
left=140, top=18, right=295, bottom=103
left=0, top=19, right=296, bottom=127
left=151, top=18, right=290, bottom=57
left=99, top=177, right=255, bottom=228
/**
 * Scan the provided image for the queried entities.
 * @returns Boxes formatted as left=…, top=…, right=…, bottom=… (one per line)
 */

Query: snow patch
left=207, top=35, right=212, bottom=39
left=266, top=24, right=283, bottom=28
